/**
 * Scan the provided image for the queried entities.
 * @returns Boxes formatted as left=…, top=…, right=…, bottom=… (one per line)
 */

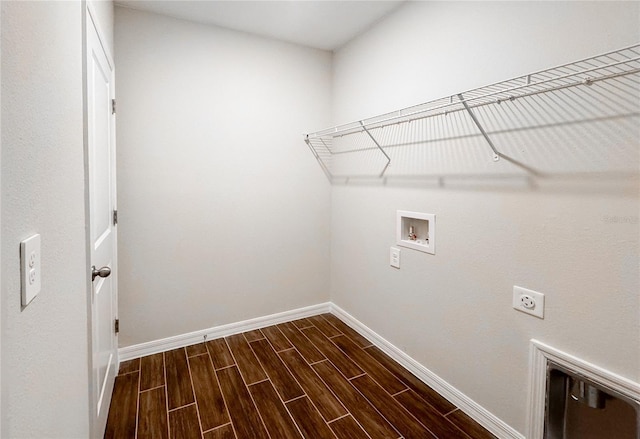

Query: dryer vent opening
left=545, top=362, right=639, bottom=439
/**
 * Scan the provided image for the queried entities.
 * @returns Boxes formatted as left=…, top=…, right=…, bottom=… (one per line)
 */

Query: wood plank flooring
left=105, top=313, right=497, bottom=439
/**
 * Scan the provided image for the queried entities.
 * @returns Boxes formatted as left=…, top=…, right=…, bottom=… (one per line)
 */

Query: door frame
left=83, top=3, right=118, bottom=438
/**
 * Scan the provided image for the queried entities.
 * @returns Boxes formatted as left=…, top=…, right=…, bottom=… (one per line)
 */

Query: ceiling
left=115, top=0, right=406, bottom=51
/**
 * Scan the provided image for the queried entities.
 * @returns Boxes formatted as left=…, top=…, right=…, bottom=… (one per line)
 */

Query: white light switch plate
left=390, top=247, right=400, bottom=268
left=21, top=234, right=41, bottom=306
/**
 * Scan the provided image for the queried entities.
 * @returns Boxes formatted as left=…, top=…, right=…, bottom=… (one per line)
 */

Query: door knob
left=92, top=265, right=111, bottom=281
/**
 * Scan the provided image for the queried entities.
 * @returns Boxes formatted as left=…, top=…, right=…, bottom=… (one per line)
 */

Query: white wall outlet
left=21, top=234, right=41, bottom=306
left=390, top=247, right=400, bottom=268
left=513, top=285, right=544, bottom=319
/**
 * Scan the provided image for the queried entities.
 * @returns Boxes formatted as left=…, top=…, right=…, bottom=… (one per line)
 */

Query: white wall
left=115, top=7, right=332, bottom=346
left=1, top=2, right=90, bottom=437
left=330, top=1, right=639, bottom=435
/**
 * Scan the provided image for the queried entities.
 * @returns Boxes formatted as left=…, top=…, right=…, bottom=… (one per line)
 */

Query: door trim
left=86, top=2, right=114, bottom=68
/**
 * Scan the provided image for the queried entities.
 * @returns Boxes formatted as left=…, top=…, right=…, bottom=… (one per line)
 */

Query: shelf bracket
left=360, top=121, right=391, bottom=177
left=304, top=134, right=333, bottom=181
left=458, top=93, right=500, bottom=162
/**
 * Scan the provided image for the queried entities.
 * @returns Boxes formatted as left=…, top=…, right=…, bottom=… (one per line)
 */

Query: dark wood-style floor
left=105, top=313, right=497, bottom=439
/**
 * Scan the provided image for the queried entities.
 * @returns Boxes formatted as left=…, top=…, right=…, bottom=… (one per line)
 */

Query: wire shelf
left=304, top=44, right=640, bottom=182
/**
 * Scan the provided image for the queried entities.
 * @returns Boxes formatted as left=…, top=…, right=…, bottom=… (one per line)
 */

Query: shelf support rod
left=360, top=121, right=391, bottom=177
left=458, top=93, right=500, bottom=162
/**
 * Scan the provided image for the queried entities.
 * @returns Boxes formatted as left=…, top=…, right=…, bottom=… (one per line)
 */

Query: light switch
left=21, top=234, right=41, bottom=306
left=390, top=247, right=401, bottom=268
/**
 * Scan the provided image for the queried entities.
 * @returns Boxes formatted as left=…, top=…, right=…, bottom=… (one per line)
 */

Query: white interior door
left=87, top=9, right=117, bottom=438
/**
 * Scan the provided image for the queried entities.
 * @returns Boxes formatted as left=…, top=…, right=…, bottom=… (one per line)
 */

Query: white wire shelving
left=304, top=44, right=640, bottom=182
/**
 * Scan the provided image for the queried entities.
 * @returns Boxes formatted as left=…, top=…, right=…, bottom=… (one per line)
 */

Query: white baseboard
left=330, top=303, right=525, bottom=439
left=119, top=300, right=524, bottom=439
left=118, top=302, right=331, bottom=362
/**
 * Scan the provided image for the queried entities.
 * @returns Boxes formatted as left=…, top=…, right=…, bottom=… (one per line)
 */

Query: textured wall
left=330, top=1, right=639, bottom=435
left=1, top=2, right=90, bottom=437
left=115, top=8, right=332, bottom=346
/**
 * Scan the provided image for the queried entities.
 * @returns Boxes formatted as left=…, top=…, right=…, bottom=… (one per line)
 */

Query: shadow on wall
left=305, top=45, right=640, bottom=195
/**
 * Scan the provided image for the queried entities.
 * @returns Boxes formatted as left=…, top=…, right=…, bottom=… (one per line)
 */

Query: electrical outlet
left=21, top=234, right=41, bottom=306
left=513, top=286, right=544, bottom=318
left=390, top=247, right=400, bottom=268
